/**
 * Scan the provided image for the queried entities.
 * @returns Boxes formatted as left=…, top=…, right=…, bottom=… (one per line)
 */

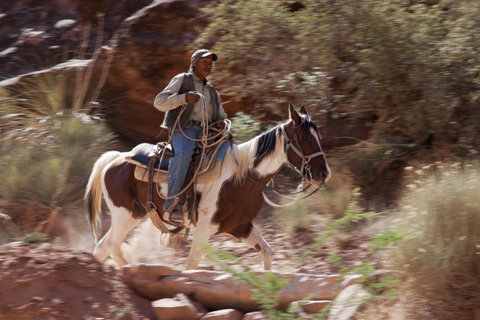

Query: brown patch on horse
left=213, top=171, right=275, bottom=239
left=133, top=199, right=147, bottom=219
left=104, top=161, right=150, bottom=220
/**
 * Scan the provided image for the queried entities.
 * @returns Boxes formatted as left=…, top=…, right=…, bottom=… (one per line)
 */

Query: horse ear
left=300, top=105, right=309, bottom=116
left=289, top=102, right=302, bottom=126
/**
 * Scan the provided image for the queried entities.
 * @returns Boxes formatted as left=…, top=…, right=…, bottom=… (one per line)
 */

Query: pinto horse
left=85, top=104, right=331, bottom=270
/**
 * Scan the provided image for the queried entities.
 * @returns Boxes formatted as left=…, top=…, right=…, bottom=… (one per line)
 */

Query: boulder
left=241, top=312, right=267, bottom=320
left=152, top=293, right=207, bottom=320
left=122, top=264, right=361, bottom=313
left=300, top=300, right=331, bottom=314
left=328, top=284, right=371, bottom=320
left=200, top=309, right=243, bottom=320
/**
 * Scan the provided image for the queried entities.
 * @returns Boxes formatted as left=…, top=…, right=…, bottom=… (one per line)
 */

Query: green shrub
left=194, top=0, right=480, bottom=154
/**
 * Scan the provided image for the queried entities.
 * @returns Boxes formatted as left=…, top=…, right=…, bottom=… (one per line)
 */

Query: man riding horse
left=154, top=49, right=227, bottom=226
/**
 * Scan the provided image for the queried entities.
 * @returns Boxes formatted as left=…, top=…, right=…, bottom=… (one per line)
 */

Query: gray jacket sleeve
left=153, top=74, right=187, bottom=112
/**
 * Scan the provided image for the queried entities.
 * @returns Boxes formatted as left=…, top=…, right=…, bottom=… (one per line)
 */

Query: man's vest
left=161, top=73, right=222, bottom=130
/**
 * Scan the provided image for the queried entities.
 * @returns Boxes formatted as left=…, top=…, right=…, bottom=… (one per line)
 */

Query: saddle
left=124, top=131, right=231, bottom=233
left=126, top=140, right=230, bottom=184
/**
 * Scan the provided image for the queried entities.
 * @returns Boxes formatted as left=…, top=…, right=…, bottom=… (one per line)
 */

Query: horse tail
left=85, top=150, right=122, bottom=243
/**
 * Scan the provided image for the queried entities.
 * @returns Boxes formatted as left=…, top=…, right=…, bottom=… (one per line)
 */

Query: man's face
left=194, top=56, right=213, bottom=80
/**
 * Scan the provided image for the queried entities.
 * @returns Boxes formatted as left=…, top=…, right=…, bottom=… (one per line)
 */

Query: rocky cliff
left=0, top=0, right=234, bottom=148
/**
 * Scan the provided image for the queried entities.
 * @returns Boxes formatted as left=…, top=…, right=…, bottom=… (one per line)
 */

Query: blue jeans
left=164, top=123, right=203, bottom=210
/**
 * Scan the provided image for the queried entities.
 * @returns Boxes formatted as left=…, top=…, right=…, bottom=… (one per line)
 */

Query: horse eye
left=302, top=136, right=309, bottom=141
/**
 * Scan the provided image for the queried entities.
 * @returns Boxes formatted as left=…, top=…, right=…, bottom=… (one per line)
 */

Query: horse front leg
left=241, top=224, right=273, bottom=270
left=185, top=211, right=218, bottom=270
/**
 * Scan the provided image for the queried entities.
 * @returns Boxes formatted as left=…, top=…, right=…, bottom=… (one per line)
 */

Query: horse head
left=282, top=103, right=331, bottom=187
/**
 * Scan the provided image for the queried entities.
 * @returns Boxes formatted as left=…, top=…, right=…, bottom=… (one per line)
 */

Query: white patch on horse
left=97, top=156, right=142, bottom=267
left=241, top=225, right=273, bottom=270
left=185, top=209, right=219, bottom=270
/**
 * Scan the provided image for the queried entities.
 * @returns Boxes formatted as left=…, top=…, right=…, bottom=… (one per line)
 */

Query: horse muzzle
left=309, top=171, right=331, bottom=187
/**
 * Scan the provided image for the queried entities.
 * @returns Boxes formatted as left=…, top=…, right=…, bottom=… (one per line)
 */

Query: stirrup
left=163, top=208, right=183, bottom=227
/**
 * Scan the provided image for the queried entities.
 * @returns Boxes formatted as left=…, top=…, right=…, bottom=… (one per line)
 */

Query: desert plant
left=0, top=78, right=117, bottom=231
left=387, top=162, right=480, bottom=319
left=0, top=16, right=117, bottom=235
left=0, top=113, right=117, bottom=231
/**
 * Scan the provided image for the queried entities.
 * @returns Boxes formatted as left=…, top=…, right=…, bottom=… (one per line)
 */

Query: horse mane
left=226, top=114, right=317, bottom=186
left=227, top=125, right=280, bottom=186
left=254, top=126, right=279, bottom=167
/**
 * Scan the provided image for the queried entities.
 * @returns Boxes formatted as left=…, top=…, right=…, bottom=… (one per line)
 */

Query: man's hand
left=217, top=118, right=226, bottom=130
left=185, top=91, right=201, bottom=104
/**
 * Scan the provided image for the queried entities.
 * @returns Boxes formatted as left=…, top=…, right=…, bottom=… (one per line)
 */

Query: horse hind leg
left=93, top=229, right=111, bottom=262
left=95, top=205, right=142, bottom=267
left=240, top=224, right=273, bottom=270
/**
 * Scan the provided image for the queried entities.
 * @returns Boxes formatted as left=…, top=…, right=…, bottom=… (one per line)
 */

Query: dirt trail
left=0, top=242, right=154, bottom=320
left=0, top=214, right=370, bottom=320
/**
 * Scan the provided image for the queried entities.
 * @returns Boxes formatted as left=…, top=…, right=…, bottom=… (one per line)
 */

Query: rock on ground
left=152, top=293, right=207, bottom=320
left=329, top=283, right=371, bottom=320
left=200, top=309, right=243, bottom=320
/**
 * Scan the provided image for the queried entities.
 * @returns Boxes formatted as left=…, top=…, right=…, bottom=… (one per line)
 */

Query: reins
left=154, top=94, right=231, bottom=202
left=246, top=174, right=320, bottom=204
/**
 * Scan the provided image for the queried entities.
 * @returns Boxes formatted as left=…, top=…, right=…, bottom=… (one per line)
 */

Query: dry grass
left=382, top=161, right=480, bottom=320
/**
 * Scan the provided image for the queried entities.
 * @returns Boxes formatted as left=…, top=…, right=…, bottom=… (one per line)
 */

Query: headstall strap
left=280, top=123, right=324, bottom=183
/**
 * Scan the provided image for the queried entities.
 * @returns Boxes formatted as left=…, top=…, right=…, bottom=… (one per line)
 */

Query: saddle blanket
left=126, top=141, right=230, bottom=184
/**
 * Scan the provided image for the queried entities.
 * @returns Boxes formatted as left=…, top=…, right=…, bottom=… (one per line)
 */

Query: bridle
left=246, top=120, right=327, bottom=207
left=280, top=122, right=325, bottom=184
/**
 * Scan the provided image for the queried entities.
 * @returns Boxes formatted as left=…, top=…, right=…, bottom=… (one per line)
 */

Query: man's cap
left=191, top=49, right=218, bottom=66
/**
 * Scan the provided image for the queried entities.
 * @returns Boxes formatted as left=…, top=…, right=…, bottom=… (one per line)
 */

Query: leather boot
left=163, top=208, right=184, bottom=226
